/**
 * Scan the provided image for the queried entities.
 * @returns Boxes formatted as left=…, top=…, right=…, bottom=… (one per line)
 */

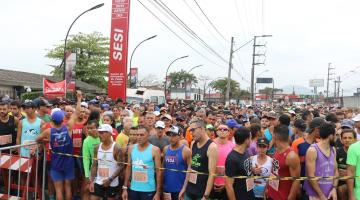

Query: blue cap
left=226, top=119, right=238, bottom=128
left=101, top=103, right=110, bottom=110
left=51, top=110, right=65, bottom=123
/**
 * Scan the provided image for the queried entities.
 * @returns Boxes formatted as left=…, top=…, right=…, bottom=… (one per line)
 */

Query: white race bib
left=133, top=171, right=148, bottom=183
left=0, top=134, right=12, bottom=145
left=268, top=173, right=279, bottom=191
left=189, top=170, right=198, bottom=184
left=246, top=178, right=254, bottom=191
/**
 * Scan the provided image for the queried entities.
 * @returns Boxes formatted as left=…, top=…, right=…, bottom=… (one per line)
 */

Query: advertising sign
left=256, top=77, right=273, bottom=84
left=309, top=79, right=324, bottom=87
left=130, top=67, right=138, bottom=88
left=43, top=78, right=66, bottom=99
left=65, top=52, right=76, bottom=92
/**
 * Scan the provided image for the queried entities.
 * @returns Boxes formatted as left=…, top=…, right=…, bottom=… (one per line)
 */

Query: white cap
left=155, top=121, right=166, bottom=129
left=153, top=111, right=161, bottom=117
left=161, top=114, right=172, bottom=121
left=81, top=102, right=88, bottom=108
left=51, top=108, right=62, bottom=116
left=288, top=110, right=296, bottom=115
left=352, top=114, right=360, bottom=122
left=97, top=124, right=113, bottom=133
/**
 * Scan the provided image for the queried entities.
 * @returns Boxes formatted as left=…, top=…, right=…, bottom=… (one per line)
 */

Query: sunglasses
left=217, top=128, right=228, bottom=132
left=189, top=127, right=201, bottom=132
left=257, top=144, right=268, bottom=148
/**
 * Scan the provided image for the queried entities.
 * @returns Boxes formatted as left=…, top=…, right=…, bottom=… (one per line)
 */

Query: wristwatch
left=122, top=185, right=128, bottom=190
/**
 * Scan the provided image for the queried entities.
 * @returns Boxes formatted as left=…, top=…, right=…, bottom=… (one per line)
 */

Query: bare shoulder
left=152, top=145, right=161, bottom=154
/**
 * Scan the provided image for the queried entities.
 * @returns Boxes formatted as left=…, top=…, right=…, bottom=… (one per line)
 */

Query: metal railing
left=0, top=142, right=46, bottom=200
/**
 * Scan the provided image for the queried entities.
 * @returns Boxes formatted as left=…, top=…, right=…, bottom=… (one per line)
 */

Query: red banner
left=43, top=78, right=66, bottom=99
left=108, top=0, right=130, bottom=101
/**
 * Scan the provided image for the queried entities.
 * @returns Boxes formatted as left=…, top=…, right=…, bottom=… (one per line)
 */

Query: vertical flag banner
left=185, top=81, right=191, bottom=100
left=130, top=67, right=138, bottom=88
left=65, top=52, right=76, bottom=92
left=166, top=76, right=171, bottom=99
left=43, top=78, right=66, bottom=99
left=108, top=0, right=130, bottom=100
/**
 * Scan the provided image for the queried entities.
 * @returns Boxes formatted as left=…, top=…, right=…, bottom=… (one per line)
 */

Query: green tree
left=46, top=32, right=109, bottom=89
left=259, top=87, right=283, bottom=95
left=168, top=70, right=198, bottom=88
left=233, top=89, right=251, bottom=99
left=209, top=78, right=240, bottom=98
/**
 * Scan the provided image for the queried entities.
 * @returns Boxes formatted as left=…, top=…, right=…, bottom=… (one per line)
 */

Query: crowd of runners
left=0, top=90, right=359, bottom=200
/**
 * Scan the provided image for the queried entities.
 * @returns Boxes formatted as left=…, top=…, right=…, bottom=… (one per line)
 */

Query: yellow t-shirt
left=132, top=116, right=139, bottom=127
left=115, top=131, right=129, bottom=148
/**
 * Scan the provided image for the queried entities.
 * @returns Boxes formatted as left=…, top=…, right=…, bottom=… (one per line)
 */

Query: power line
left=192, top=0, right=229, bottom=43
left=136, top=0, right=227, bottom=70
left=233, top=0, right=249, bottom=40
left=152, top=0, right=228, bottom=63
left=182, top=0, right=228, bottom=51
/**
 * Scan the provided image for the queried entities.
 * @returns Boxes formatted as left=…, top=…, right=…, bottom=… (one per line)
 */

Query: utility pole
left=250, top=35, right=271, bottom=105
left=225, top=37, right=234, bottom=105
left=337, top=76, right=341, bottom=100
left=326, top=63, right=335, bottom=98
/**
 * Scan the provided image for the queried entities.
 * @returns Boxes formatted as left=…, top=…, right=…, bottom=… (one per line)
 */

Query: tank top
left=164, top=145, right=187, bottom=193
left=0, top=115, right=16, bottom=149
left=95, top=142, right=119, bottom=187
left=186, top=139, right=212, bottom=199
left=72, top=123, right=84, bottom=155
left=251, top=155, right=272, bottom=198
left=50, top=125, right=74, bottom=171
left=21, top=117, right=41, bottom=157
left=267, top=147, right=293, bottom=200
left=130, top=144, right=156, bottom=192
left=303, top=144, right=335, bottom=198
left=214, top=140, right=235, bottom=186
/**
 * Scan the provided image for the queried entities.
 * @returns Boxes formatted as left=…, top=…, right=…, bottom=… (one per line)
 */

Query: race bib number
left=133, top=171, right=148, bottom=183
left=24, top=140, right=36, bottom=150
left=98, top=167, right=109, bottom=177
left=246, top=178, right=254, bottom=191
left=189, top=170, right=198, bottom=184
left=268, top=173, right=279, bottom=191
left=216, top=166, right=225, bottom=176
left=73, top=138, right=82, bottom=148
left=0, top=135, right=12, bottom=145
left=163, top=192, right=172, bottom=200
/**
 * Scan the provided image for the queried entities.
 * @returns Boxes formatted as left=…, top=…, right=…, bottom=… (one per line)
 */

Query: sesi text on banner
left=108, top=0, right=130, bottom=101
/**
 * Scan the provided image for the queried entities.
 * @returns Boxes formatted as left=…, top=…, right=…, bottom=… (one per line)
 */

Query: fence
left=0, top=143, right=46, bottom=200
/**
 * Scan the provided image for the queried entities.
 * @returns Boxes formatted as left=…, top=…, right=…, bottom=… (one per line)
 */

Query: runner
left=115, top=116, right=132, bottom=149
left=17, top=101, right=44, bottom=158
left=0, top=102, right=18, bottom=150
left=291, top=119, right=307, bottom=152
left=351, top=114, right=360, bottom=140
left=251, top=138, right=272, bottom=200
left=248, top=123, right=261, bottom=156
left=347, top=139, right=360, bottom=200
left=264, top=111, right=279, bottom=157
left=211, top=124, right=234, bottom=200
left=267, top=125, right=300, bottom=200
left=145, top=112, right=157, bottom=136
left=89, top=124, right=123, bottom=200
left=181, top=119, right=218, bottom=200
left=224, top=126, right=254, bottom=200
left=163, top=126, right=191, bottom=200
left=122, top=126, right=162, bottom=200
left=102, top=113, right=119, bottom=141
left=9, top=100, right=25, bottom=121
left=336, top=129, right=356, bottom=199
left=82, top=120, right=101, bottom=200
left=304, top=122, right=338, bottom=200
left=37, top=99, right=52, bottom=122
left=149, top=121, right=169, bottom=152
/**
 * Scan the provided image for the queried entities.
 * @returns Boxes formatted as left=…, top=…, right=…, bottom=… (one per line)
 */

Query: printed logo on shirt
left=191, top=154, right=201, bottom=168
left=244, top=158, right=253, bottom=176
left=25, top=129, right=39, bottom=137
left=165, top=155, right=179, bottom=165
left=272, top=159, right=280, bottom=175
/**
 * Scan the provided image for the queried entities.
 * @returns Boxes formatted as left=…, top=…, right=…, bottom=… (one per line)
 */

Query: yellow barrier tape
left=50, top=150, right=359, bottom=181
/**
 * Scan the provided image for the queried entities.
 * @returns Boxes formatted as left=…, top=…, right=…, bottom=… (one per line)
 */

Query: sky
left=1, top=0, right=360, bottom=96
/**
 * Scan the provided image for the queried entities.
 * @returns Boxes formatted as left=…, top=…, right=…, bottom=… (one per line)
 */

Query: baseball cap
left=226, top=119, right=238, bottom=128
left=51, top=110, right=65, bottom=123
left=51, top=108, right=62, bottom=116
left=341, top=119, right=354, bottom=129
left=153, top=111, right=161, bottom=117
left=206, top=124, right=215, bottom=130
left=38, top=99, right=52, bottom=107
left=101, top=104, right=110, bottom=111
left=294, top=119, right=306, bottom=130
left=81, top=102, right=88, bottom=108
left=97, top=124, right=113, bottom=133
left=176, top=115, right=186, bottom=122
left=257, top=138, right=269, bottom=146
left=133, top=104, right=140, bottom=109
left=155, top=121, right=166, bottom=129
left=23, top=101, right=36, bottom=108
left=308, top=117, right=326, bottom=133
left=167, top=126, right=180, bottom=136
left=266, top=111, right=279, bottom=119
left=161, top=114, right=172, bottom=121
left=352, top=114, right=360, bottom=122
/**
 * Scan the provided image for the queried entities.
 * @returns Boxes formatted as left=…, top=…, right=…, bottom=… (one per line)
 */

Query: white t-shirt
left=251, top=155, right=272, bottom=198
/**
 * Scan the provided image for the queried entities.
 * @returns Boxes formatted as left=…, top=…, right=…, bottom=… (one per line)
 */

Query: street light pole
left=164, top=55, right=189, bottom=100
left=186, top=65, right=202, bottom=100
left=62, top=3, right=104, bottom=80
left=128, top=35, right=157, bottom=88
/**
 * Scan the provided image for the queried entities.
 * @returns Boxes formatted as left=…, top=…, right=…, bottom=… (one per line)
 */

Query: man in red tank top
left=267, top=125, right=301, bottom=200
